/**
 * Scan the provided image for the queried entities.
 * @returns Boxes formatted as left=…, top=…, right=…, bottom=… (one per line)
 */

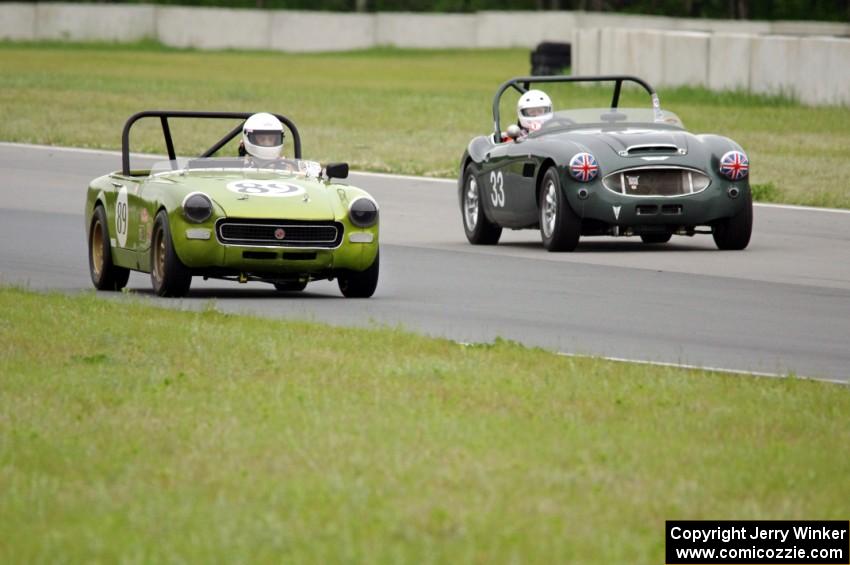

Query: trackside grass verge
left=1, top=41, right=849, bottom=208
left=1, top=287, right=848, bottom=563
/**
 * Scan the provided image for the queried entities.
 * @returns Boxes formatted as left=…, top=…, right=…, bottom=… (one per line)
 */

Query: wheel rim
left=91, top=219, right=104, bottom=279
left=464, top=175, right=479, bottom=231
left=152, top=226, right=165, bottom=285
left=542, top=181, right=557, bottom=238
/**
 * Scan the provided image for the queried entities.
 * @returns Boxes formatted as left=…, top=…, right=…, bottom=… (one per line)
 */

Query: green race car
left=459, top=75, right=752, bottom=251
left=86, top=111, right=379, bottom=297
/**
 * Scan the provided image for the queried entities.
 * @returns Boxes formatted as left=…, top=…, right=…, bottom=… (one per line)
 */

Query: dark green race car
left=459, top=75, right=752, bottom=251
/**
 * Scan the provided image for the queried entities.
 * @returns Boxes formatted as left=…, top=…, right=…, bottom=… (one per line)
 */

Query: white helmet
left=242, top=112, right=284, bottom=160
left=517, top=89, right=553, bottom=132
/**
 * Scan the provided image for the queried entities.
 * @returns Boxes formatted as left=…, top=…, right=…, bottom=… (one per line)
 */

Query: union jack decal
left=719, top=150, right=749, bottom=180
left=569, top=152, right=599, bottom=182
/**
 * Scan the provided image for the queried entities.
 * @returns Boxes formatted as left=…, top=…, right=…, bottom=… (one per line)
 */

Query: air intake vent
left=619, top=144, right=685, bottom=157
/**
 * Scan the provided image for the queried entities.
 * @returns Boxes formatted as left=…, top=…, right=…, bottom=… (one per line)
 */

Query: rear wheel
left=539, top=168, right=581, bottom=252
left=88, top=205, right=130, bottom=291
left=150, top=210, right=192, bottom=297
left=338, top=250, right=379, bottom=298
left=713, top=190, right=753, bottom=250
left=640, top=233, right=672, bottom=244
left=461, top=163, right=501, bottom=245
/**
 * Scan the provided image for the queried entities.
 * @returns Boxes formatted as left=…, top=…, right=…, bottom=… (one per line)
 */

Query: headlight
left=349, top=197, right=378, bottom=228
left=568, top=152, right=599, bottom=182
left=182, top=192, right=213, bottom=223
left=719, top=150, right=749, bottom=180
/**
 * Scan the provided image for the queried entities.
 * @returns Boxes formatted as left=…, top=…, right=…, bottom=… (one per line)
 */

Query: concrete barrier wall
left=796, top=37, right=850, bottom=105
left=0, top=3, right=36, bottom=40
left=476, top=11, right=576, bottom=48
left=584, top=27, right=849, bottom=105
left=375, top=13, right=478, bottom=48
left=573, top=28, right=600, bottom=75
left=662, top=31, right=710, bottom=87
left=1, top=3, right=848, bottom=104
left=708, top=33, right=752, bottom=91
left=270, top=11, right=374, bottom=52
left=35, top=2, right=155, bottom=41
left=749, top=35, right=801, bottom=97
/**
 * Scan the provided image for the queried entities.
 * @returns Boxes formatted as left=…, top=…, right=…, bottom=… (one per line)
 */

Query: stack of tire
left=530, top=42, right=571, bottom=76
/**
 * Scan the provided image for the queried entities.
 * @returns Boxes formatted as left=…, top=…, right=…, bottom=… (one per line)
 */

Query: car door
left=481, top=140, right=539, bottom=227
left=106, top=173, right=145, bottom=268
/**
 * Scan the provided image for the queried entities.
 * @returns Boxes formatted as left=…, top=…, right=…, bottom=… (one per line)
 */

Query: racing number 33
left=490, top=171, right=505, bottom=207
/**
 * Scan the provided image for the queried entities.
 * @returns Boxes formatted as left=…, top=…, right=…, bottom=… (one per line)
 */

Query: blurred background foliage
left=23, top=0, right=850, bottom=22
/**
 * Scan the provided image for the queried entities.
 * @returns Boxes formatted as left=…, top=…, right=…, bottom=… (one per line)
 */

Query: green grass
left=1, top=287, right=848, bottom=563
left=1, top=40, right=849, bottom=207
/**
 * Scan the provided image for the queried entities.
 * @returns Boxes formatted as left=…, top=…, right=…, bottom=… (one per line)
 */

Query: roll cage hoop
left=491, top=75, right=660, bottom=142
left=121, top=110, right=302, bottom=176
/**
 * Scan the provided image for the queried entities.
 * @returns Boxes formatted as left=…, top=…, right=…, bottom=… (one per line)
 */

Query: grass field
left=1, top=288, right=848, bottom=563
left=1, top=41, right=849, bottom=208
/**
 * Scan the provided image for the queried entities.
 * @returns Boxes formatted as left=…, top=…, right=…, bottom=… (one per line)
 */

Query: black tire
left=338, top=249, right=379, bottom=298
left=274, top=280, right=308, bottom=292
left=539, top=168, right=581, bottom=252
left=461, top=163, right=502, bottom=245
left=88, top=205, right=130, bottom=291
left=150, top=210, right=192, bottom=297
left=537, top=42, right=572, bottom=56
left=640, top=232, right=672, bottom=244
left=713, top=190, right=753, bottom=250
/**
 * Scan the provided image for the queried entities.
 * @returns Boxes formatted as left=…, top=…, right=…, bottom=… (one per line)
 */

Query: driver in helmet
left=503, top=89, right=554, bottom=142
left=240, top=112, right=286, bottom=166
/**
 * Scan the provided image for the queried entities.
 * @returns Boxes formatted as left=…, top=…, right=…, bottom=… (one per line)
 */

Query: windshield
left=538, top=108, right=684, bottom=132
left=149, top=157, right=324, bottom=179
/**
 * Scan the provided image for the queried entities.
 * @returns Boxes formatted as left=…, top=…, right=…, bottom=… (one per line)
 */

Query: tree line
left=61, top=0, right=850, bottom=22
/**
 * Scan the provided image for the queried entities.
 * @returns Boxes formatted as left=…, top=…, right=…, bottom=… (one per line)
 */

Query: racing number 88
left=490, top=171, right=505, bottom=208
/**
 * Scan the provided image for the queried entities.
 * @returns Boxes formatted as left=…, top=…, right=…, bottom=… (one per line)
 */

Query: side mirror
left=325, top=162, right=349, bottom=180
left=506, top=124, right=523, bottom=140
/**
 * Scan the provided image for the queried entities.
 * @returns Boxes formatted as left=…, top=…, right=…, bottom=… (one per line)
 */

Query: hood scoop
left=618, top=144, right=687, bottom=157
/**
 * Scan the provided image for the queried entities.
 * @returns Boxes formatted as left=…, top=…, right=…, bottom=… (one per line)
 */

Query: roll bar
left=491, top=75, right=660, bottom=142
left=121, top=110, right=302, bottom=175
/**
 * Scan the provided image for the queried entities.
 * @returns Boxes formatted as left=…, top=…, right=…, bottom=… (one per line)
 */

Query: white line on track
left=3, top=142, right=849, bottom=214
left=457, top=341, right=846, bottom=385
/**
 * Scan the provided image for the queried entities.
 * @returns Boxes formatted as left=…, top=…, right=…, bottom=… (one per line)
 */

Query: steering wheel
left=543, top=117, right=576, bottom=129
left=273, top=159, right=297, bottom=172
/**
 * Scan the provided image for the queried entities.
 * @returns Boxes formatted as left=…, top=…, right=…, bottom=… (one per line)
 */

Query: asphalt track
left=2, top=143, right=850, bottom=382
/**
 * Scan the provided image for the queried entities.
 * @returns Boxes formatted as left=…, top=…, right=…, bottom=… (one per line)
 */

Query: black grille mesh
left=603, top=169, right=709, bottom=197
left=217, top=219, right=342, bottom=248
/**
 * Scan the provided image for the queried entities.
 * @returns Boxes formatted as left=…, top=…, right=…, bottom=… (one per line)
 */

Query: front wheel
left=539, top=168, right=581, bottom=252
left=88, top=205, right=130, bottom=291
left=150, top=210, right=192, bottom=297
left=713, top=191, right=753, bottom=250
left=338, top=250, right=379, bottom=298
left=461, top=163, right=501, bottom=245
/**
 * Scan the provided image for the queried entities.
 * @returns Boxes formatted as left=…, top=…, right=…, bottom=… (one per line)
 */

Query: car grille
left=602, top=168, right=710, bottom=197
left=216, top=219, right=343, bottom=248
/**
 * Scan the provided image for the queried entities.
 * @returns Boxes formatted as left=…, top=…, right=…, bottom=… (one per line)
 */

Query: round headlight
left=349, top=197, right=378, bottom=228
left=719, top=150, right=749, bottom=180
left=182, top=192, right=213, bottom=223
left=568, top=152, right=599, bottom=182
